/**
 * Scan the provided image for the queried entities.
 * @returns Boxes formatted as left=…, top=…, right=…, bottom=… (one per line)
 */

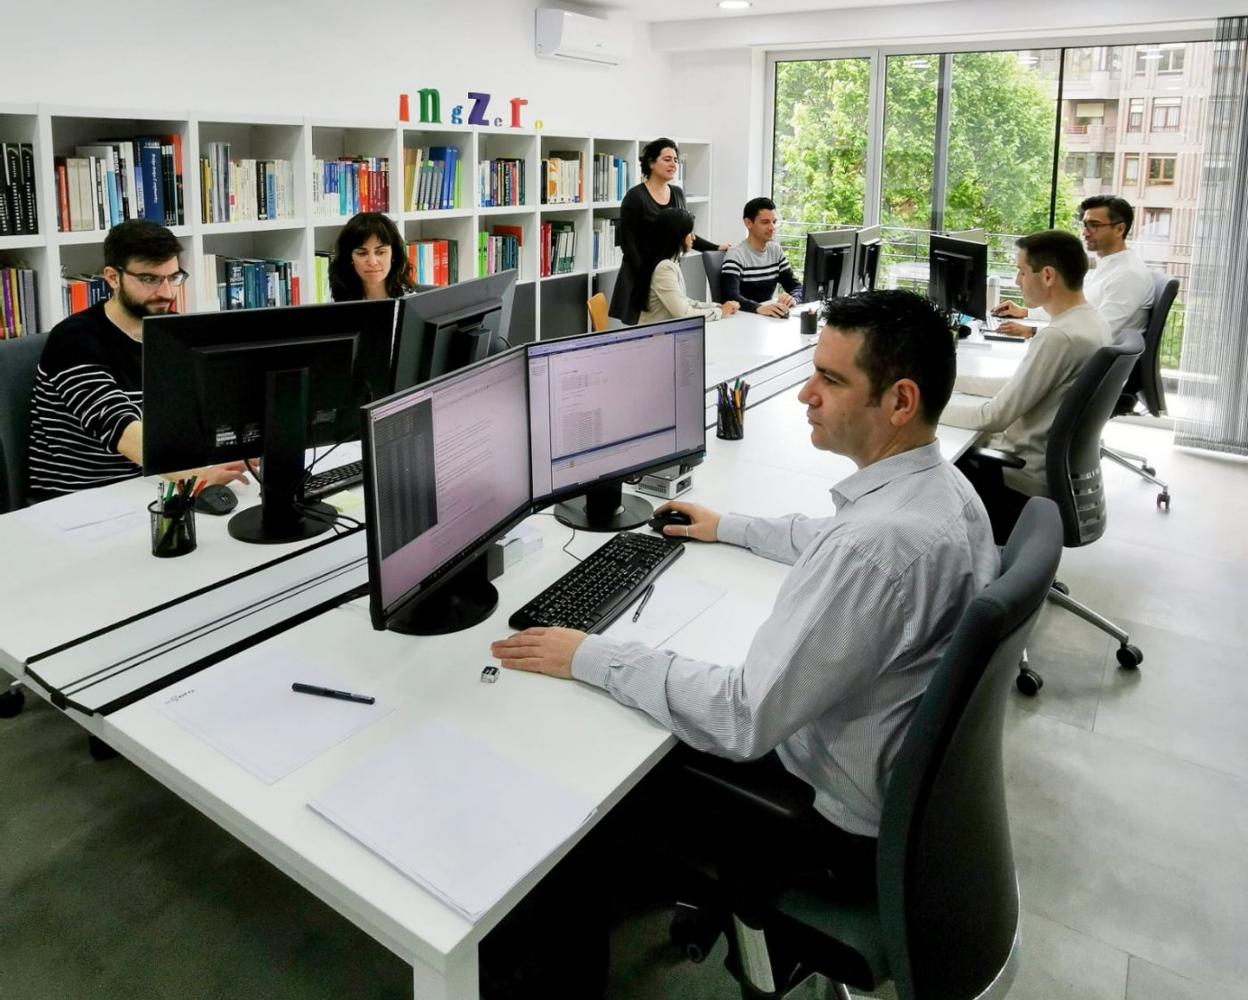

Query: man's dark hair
left=819, top=290, right=955, bottom=425
left=103, top=220, right=182, bottom=271
left=1079, top=194, right=1134, bottom=237
left=639, top=137, right=679, bottom=179
left=652, top=208, right=695, bottom=261
left=1015, top=229, right=1089, bottom=291
left=742, top=197, right=776, bottom=221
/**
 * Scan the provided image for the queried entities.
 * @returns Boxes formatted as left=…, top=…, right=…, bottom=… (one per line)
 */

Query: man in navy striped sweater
left=720, top=197, right=804, bottom=318
left=27, top=220, right=247, bottom=503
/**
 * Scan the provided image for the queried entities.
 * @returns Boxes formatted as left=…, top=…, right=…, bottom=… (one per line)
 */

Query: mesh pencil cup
left=148, top=500, right=197, bottom=558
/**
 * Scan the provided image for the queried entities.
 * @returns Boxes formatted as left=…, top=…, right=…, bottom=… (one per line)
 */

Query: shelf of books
left=0, top=103, right=709, bottom=341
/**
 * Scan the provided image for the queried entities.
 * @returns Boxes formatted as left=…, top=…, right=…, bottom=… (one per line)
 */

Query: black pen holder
left=716, top=402, right=745, bottom=440
left=149, top=500, right=197, bottom=558
left=800, top=309, right=818, bottom=337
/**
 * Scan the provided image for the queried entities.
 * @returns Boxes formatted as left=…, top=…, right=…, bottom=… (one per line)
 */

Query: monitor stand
left=387, top=552, right=499, bottom=636
left=227, top=367, right=335, bottom=545
left=554, top=480, right=653, bottom=532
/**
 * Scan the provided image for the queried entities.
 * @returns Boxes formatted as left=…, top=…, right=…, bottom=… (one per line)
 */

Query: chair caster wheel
left=0, top=687, right=25, bottom=718
left=1116, top=644, right=1143, bottom=669
left=1142, top=465, right=1156, bottom=476
left=1016, top=668, right=1043, bottom=696
left=1052, top=580, right=1070, bottom=596
left=670, top=904, right=721, bottom=964
left=1157, top=492, right=1170, bottom=510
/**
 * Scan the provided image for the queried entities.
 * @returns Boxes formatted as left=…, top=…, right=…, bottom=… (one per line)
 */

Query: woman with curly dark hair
left=329, top=212, right=415, bottom=301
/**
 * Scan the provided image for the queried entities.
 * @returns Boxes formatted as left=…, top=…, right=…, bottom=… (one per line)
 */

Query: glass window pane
left=771, top=57, right=871, bottom=238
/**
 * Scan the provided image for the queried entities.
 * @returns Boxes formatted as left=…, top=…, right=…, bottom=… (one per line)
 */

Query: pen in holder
left=149, top=487, right=198, bottom=558
left=716, top=380, right=748, bottom=440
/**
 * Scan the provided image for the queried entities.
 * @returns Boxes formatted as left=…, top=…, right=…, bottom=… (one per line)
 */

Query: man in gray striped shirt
left=720, top=197, right=803, bottom=316
left=493, top=291, right=999, bottom=847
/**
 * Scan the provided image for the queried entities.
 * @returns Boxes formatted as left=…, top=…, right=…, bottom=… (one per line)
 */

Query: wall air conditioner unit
left=535, top=9, right=629, bottom=67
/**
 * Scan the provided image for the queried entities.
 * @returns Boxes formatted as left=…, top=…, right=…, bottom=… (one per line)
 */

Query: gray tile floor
left=2, top=420, right=1246, bottom=1000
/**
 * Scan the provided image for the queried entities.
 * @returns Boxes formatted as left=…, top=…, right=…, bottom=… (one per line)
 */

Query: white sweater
left=944, top=302, right=1111, bottom=496
left=639, top=258, right=722, bottom=324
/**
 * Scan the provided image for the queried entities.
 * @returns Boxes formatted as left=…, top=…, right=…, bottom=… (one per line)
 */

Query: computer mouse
left=194, top=484, right=239, bottom=516
left=648, top=509, right=692, bottom=534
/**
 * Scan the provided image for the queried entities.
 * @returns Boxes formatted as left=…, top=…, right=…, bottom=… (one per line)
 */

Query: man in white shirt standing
left=991, top=195, right=1154, bottom=338
left=945, top=229, right=1111, bottom=541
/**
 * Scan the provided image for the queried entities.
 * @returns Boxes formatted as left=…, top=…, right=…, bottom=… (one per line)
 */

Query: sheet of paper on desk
left=157, top=649, right=392, bottom=784
left=33, top=489, right=141, bottom=533
left=604, top=571, right=727, bottom=649
left=308, top=721, right=596, bottom=922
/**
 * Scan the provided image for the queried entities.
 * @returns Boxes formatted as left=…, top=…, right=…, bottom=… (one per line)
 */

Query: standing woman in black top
left=608, top=138, right=727, bottom=324
left=329, top=212, right=416, bottom=302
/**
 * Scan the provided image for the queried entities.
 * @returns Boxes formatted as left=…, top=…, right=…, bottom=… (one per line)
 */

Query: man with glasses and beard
left=990, top=195, right=1154, bottom=338
left=27, top=220, right=248, bottom=502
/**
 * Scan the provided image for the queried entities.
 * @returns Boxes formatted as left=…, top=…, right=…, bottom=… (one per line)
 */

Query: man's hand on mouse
left=656, top=501, right=721, bottom=542
left=991, top=302, right=1028, bottom=319
left=193, top=462, right=251, bottom=487
left=491, top=627, right=586, bottom=680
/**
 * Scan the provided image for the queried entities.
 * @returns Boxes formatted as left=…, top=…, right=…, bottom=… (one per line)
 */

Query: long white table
left=92, top=395, right=976, bottom=1000
left=1, top=327, right=993, bottom=999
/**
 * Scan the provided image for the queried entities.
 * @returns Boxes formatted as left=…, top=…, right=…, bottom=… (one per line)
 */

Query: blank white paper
left=157, top=648, right=391, bottom=784
left=308, top=721, right=596, bottom=922
left=604, top=570, right=726, bottom=649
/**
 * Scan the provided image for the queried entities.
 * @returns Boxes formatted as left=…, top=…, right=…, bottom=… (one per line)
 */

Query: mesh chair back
left=1046, top=331, right=1143, bottom=548
left=877, top=497, right=1062, bottom=999
left=702, top=250, right=726, bottom=303
left=0, top=333, right=46, bottom=512
left=1137, top=273, right=1178, bottom=416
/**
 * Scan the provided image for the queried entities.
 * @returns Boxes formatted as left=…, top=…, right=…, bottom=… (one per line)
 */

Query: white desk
left=702, top=307, right=819, bottom=424
left=94, top=395, right=977, bottom=1000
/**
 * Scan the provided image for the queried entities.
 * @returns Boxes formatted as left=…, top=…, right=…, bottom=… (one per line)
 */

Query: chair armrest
left=962, top=445, right=1026, bottom=470
left=680, top=751, right=816, bottom=824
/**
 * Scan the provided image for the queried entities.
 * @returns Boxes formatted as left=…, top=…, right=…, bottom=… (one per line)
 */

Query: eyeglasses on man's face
left=1079, top=219, right=1120, bottom=231
left=120, top=267, right=189, bottom=288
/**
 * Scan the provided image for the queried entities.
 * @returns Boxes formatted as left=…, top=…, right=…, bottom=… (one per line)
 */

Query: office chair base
left=0, top=685, right=24, bottom=718
left=1016, top=667, right=1043, bottom=697
left=1102, top=445, right=1171, bottom=510
left=671, top=902, right=721, bottom=963
left=1047, top=587, right=1142, bottom=669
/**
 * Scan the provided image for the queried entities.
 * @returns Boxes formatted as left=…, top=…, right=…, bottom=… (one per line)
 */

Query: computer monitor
left=528, top=316, right=706, bottom=532
left=851, top=225, right=883, bottom=294
left=361, top=348, right=531, bottom=635
left=928, top=234, right=989, bottom=323
left=143, top=299, right=398, bottom=545
left=802, top=229, right=857, bottom=302
left=392, top=269, right=517, bottom=391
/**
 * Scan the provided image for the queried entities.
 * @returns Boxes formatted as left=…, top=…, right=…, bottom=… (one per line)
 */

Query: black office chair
left=1101, top=272, right=1179, bottom=510
left=0, top=332, right=44, bottom=719
left=702, top=250, right=726, bottom=303
left=670, top=497, right=1063, bottom=999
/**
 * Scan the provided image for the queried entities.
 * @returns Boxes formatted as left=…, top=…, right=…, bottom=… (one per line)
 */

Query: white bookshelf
left=0, top=102, right=710, bottom=341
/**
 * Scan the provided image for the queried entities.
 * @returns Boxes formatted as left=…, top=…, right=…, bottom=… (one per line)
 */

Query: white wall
left=5, top=0, right=675, bottom=137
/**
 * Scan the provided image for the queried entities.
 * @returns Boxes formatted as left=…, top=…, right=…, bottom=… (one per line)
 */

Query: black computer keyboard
left=509, top=531, right=685, bottom=633
left=303, top=460, right=363, bottom=500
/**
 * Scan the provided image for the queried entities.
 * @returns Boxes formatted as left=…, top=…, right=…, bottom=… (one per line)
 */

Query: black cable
left=534, top=511, right=580, bottom=562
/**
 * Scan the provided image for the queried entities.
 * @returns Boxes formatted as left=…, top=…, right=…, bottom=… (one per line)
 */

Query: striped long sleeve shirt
left=570, top=441, right=999, bottom=837
left=721, top=240, right=803, bottom=313
left=28, top=302, right=143, bottom=503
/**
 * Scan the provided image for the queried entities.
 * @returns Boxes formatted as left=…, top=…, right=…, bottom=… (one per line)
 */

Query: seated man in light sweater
left=721, top=197, right=803, bottom=317
left=946, top=229, right=1110, bottom=541
left=991, top=195, right=1154, bottom=338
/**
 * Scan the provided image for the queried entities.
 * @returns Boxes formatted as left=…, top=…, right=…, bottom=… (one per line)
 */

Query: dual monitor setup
left=142, top=270, right=517, bottom=545
left=140, top=283, right=706, bottom=639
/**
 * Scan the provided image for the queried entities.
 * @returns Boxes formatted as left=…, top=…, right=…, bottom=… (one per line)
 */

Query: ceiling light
left=717, top=1, right=752, bottom=8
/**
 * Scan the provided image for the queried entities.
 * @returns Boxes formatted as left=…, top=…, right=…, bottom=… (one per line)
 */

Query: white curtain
left=1175, top=16, right=1248, bottom=455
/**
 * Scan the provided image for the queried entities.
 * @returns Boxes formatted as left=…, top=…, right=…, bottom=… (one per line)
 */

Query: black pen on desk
left=291, top=682, right=375, bottom=705
left=632, top=582, right=656, bottom=623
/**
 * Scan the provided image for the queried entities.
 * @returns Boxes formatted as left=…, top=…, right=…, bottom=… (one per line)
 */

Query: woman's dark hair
left=653, top=208, right=695, bottom=260
left=328, top=212, right=414, bottom=301
left=639, top=137, right=679, bottom=179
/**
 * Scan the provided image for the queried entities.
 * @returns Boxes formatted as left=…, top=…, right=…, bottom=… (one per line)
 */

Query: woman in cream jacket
left=639, top=209, right=739, bottom=324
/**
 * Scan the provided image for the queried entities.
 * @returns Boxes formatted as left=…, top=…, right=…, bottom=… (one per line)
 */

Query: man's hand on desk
left=995, top=321, right=1035, bottom=338
left=162, top=461, right=251, bottom=487
left=991, top=302, right=1028, bottom=320
left=757, top=301, right=789, bottom=318
left=492, top=627, right=586, bottom=680
left=656, top=501, right=721, bottom=542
